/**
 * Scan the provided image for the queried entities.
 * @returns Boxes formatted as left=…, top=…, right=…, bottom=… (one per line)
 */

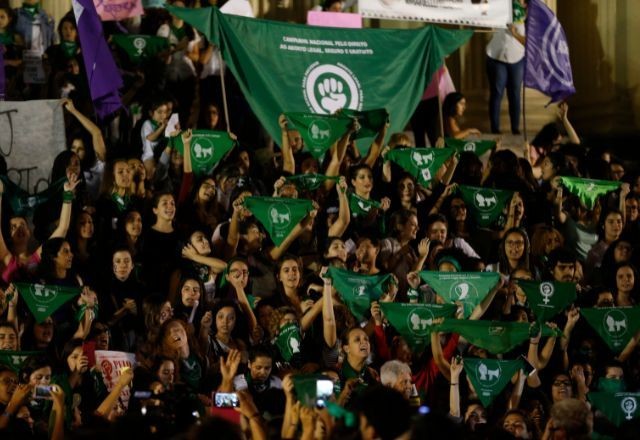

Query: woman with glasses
left=487, top=228, right=535, bottom=279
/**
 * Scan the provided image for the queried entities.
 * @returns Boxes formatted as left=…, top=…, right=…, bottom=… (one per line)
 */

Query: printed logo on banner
left=406, top=308, right=434, bottom=337
left=603, top=309, right=628, bottom=338
left=449, top=281, right=478, bottom=302
left=308, top=119, right=333, bottom=146
left=622, top=397, right=638, bottom=420
left=540, top=8, right=573, bottom=87
left=473, top=189, right=499, bottom=212
left=32, top=284, right=58, bottom=304
left=464, top=142, right=476, bottom=152
left=268, top=202, right=292, bottom=228
left=476, top=361, right=502, bottom=387
left=539, top=282, right=555, bottom=304
left=133, top=37, right=147, bottom=54
left=192, top=138, right=215, bottom=164
left=353, top=284, right=367, bottom=297
left=303, top=62, right=363, bottom=114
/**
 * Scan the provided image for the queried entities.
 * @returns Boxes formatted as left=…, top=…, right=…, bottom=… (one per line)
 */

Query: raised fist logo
left=318, top=77, right=347, bottom=114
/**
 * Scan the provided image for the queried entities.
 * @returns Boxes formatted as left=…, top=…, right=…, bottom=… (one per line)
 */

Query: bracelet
left=450, top=383, right=458, bottom=386
left=63, top=191, right=75, bottom=203
left=530, top=342, right=539, bottom=345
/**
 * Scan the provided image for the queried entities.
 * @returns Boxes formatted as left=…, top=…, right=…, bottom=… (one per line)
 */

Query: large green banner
left=166, top=5, right=472, bottom=145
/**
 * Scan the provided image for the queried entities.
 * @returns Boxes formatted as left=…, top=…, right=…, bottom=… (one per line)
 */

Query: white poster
left=95, top=350, right=137, bottom=410
left=0, top=100, right=67, bottom=193
left=358, top=0, right=512, bottom=28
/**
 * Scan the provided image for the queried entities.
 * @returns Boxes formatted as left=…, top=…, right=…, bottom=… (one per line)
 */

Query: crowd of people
left=1, top=0, right=640, bottom=439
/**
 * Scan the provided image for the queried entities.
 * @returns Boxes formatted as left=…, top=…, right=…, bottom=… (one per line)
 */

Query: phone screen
left=316, top=379, right=334, bottom=407
left=82, top=341, right=96, bottom=368
left=33, top=385, right=53, bottom=400
left=214, top=392, right=239, bottom=408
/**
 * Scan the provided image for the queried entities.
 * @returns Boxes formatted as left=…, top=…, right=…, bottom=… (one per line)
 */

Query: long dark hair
left=442, top=92, right=464, bottom=119
left=37, top=237, right=74, bottom=281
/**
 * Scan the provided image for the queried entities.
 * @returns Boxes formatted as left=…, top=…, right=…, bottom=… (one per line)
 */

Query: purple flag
left=524, top=0, right=575, bottom=103
left=72, top=0, right=123, bottom=118
left=0, top=45, right=5, bottom=100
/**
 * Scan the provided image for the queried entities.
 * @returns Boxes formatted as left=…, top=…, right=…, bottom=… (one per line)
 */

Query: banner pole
left=438, top=59, right=445, bottom=140
left=217, top=48, right=231, bottom=133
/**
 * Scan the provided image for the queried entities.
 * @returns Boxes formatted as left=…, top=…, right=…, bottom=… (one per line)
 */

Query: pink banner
left=94, top=0, right=143, bottom=21
left=307, top=11, right=362, bottom=29
left=422, top=66, right=456, bottom=101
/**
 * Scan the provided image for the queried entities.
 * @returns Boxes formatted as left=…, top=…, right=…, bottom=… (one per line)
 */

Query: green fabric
left=275, top=322, right=302, bottom=362
left=560, top=176, right=621, bottom=210
left=170, top=24, right=187, bottom=41
left=445, top=138, right=495, bottom=157
left=292, top=374, right=331, bottom=408
left=341, top=108, right=388, bottom=156
left=348, top=192, right=381, bottom=218
left=436, top=320, right=560, bottom=354
left=60, top=41, right=78, bottom=58
left=111, top=192, right=131, bottom=212
left=285, top=174, right=339, bottom=191
left=463, top=357, right=524, bottom=407
left=0, top=350, right=43, bottom=372
left=0, top=32, right=13, bottom=45
left=171, top=130, right=236, bottom=178
left=284, top=112, right=353, bottom=159
left=458, top=185, right=513, bottom=228
left=243, top=196, right=313, bottom=246
left=589, top=392, right=640, bottom=427
left=165, top=5, right=472, bottom=147
left=419, top=271, right=500, bottom=318
left=181, top=353, right=202, bottom=390
left=22, top=4, right=40, bottom=19
left=380, top=302, right=457, bottom=352
left=14, top=283, right=80, bottom=323
left=384, top=147, right=454, bottom=186
left=516, top=280, right=576, bottom=323
left=599, top=378, right=626, bottom=393
left=0, top=175, right=66, bottom=216
left=327, top=267, right=391, bottom=322
left=112, top=34, right=169, bottom=64
left=512, top=0, right=527, bottom=23
left=580, top=307, right=640, bottom=354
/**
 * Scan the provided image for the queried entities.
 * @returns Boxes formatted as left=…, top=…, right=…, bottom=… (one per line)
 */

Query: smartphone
left=316, top=379, right=334, bottom=408
left=134, top=391, right=153, bottom=399
left=33, top=385, right=54, bottom=400
left=214, top=392, right=239, bottom=408
left=164, top=113, right=180, bottom=137
left=82, top=341, right=96, bottom=369
left=520, top=355, right=537, bottom=377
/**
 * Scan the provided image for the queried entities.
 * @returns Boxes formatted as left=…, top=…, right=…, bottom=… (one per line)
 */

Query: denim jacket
left=14, top=7, right=55, bottom=51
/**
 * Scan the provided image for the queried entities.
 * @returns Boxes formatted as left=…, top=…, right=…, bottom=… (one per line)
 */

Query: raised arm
left=327, top=177, right=350, bottom=238
left=182, top=244, right=227, bottom=274
left=449, top=356, right=463, bottom=418
left=95, top=367, right=134, bottom=417
left=62, top=98, right=106, bottom=162
left=0, top=180, right=13, bottom=265
left=36, top=173, right=80, bottom=257
left=279, top=114, right=295, bottom=175
left=269, top=206, right=318, bottom=261
left=321, top=267, right=337, bottom=348
left=363, top=119, right=389, bottom=168
left=468, top=281, right=502, bottom=320
left=558, top=102, right=580, bottom=145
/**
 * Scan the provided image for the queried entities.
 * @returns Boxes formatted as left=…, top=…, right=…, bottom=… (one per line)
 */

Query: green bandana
left=588, top=392, right=640, bottom=427
left=559, top=176, right=621, bottom=210
left=243, top=196, right=313, bottom=246
left=341, top=108, right=389, bottom=156
left=326, top=401, right=356, bottom=428
left=170, top=25, right=187, bottom=41
left=14, top=283, right=81, bottom=323
left=22, top=4, right=40, bottom=19
left=171, top=130, right=236, bottom=178
left=464, top=357, right=524, bottom=407
left=285, top=174, right=340, bottom=192
left=436, top=320, right=560, bottom=354
left=512, top=0, right=526, bottom=23
left=181, top=353, right=202, bottom=390
left=580, top=307, right=640, bottom=353
left=348, top=192, right=381, bottom=218
left=0, top=350, right=43, bottom=372
left=275, top=322, right=303, bottom=362
left=380, top=302, right=457, bottom=352
left=0, top=32, right=14, bottom=45
left=327, top=267, right=391, bottom=322
left=61, top=41, right=78, bottom=59
left=458, top=185, right=513, bottom=228
left=112, top=34, right=169, bottom=64
left=284, top=112, right=353, bottom=159
left=0, top=176, right=66, bottom=216
left=111, top=192, right=131, bottom=213
left=292, top=374, right=333, bottom=408
left=419, top=271, right=501, bottom=318
left=599, top=378, right=626, bottom=393
left=445, top=138, right=496, bottom=157
left=149, top=119, right=160, bottom=130
left=384, top=147, right=454, bottom=186
left=516, top=280, right=576, bottom=323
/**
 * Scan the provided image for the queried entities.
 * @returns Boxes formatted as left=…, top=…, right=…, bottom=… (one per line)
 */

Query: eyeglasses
left=553, top=380, right=572, bottom=387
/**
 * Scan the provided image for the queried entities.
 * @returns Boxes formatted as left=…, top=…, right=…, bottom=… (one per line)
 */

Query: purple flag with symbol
left=72, top=0, right=123, bottom=118
left=524, top=0, right=575, bottom=104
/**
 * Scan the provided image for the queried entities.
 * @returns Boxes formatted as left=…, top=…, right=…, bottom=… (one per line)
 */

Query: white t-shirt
left=486, top=23, right=525, bottom=64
